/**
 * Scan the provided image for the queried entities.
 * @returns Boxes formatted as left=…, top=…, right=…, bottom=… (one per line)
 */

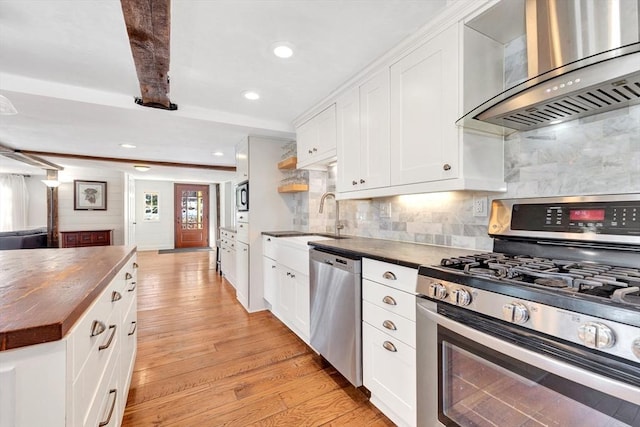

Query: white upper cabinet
left=235, top=138, right=249, bottom=182
left=337, top=69, right=391, bottom=193
left=296, top=104, right=337, bottom=169
left=390, top=24, right=459, bottom=186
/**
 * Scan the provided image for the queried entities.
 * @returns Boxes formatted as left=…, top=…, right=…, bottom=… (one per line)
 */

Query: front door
left=174, top=184, right=209, bottom=248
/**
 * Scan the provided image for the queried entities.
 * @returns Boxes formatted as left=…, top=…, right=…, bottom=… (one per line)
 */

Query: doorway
left=174, top=184, right=209, bottom=248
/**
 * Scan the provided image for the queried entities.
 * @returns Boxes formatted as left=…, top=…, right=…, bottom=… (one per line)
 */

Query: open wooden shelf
left=277, top=184, right=309, bottom=193
left=277, top=157, right=297, bottom=170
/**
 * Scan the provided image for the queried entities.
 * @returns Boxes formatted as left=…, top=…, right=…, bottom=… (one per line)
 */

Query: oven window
left=439, top=327, right=640, bottom=427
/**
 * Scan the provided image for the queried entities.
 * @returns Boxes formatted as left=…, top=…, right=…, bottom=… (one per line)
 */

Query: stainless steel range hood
left=458, top=0, right=640, bottom=135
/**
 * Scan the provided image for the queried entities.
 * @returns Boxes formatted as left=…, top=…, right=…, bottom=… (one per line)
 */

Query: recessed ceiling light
left=242, top=90, right=260, bottom=101
left=133, top=165, right=150, bottom=172
left=120, top=143, right=136, bottom=149
left=212, top=151, right=224, bottom=156
left=273, top=43, right=294, bottom=59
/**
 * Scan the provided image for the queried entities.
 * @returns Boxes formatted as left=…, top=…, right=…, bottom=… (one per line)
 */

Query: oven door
left=417, top=298, right=640, bottom=427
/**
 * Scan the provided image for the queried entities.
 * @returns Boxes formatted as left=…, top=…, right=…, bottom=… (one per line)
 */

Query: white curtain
left=0, top=174, right=29, bottom=232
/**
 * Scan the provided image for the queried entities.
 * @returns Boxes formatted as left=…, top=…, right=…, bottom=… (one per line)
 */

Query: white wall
left=57, top=167, right=125, bottom=245
left=134, top=180, right=219, bottom=251
left=25, top=174, right=46, bottom=228
left=134, top=180, right=175, bottom=251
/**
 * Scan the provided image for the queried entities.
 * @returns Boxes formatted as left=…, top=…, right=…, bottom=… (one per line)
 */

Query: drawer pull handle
left=133, top=262, right=139, bottom=269
left=99, top=325, right=117, bottom=351
left=267, top=237, right=271, bottom=241
left=128, top=321, right=137, bottom=336
left=90, top=320, right=106, bottom=337
left=383, top=320, right=397, bottom=331
left=383, top=341, right=397, bottom=352
left=111, top=291, right=122, bottom=302
left=382, top=271, right=397, bottom=280
left=125, top=272, right=133, bottom=280
left=98, top=389, right=117, bottom=427
left=382, top=296, right=397, bottom=306
left=128, top=281, right=137, bottom=292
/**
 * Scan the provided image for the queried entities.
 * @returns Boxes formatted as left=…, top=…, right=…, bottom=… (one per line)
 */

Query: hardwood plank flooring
left=122, top=250, right=394, bottom=426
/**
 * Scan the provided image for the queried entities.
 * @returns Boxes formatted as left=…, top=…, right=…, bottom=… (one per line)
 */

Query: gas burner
left=533, top=278, right=568, bottom=288
left=437, top=252, right=640, bottom=305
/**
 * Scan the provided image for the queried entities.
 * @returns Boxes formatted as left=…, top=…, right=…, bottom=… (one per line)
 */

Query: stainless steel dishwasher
left=309, top=248, right=362, bottom=387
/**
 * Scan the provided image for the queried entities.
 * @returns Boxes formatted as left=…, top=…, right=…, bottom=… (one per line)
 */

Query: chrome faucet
left=319, top=192, right=344, bottom=236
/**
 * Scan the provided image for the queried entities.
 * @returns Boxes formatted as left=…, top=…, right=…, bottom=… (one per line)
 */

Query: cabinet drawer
left=237, top=221, right=249, bottom=243
left=69, top=277, right=125, bottom=380
left=278, top=242, right=309, bottom=276
left=363, top=300, right=415, bottom=348
left=83, top=345, right=119, bottom=427
left=363, top=258, right=417, bottom=293
left=236, top=211, right=250, bottom=223
left=363, top=323, right=416, bottom=427
left=363, top=279, right=416, bottom=322
left=72, top=307, right=120, bottom=426
left=262, top=235, right=279, bottom=260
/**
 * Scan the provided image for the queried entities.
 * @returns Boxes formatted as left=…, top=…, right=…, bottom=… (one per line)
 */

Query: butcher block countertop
left=0, top=245, right=136, bottom=351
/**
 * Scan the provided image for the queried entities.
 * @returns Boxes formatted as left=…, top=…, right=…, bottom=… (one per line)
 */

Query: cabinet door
left=235, top=138, right=249, bottom=181
left=390, top=23, right=459, bottom=186
left=336, top=87, right=360, bottom=192
left=296, top=104, right=337, bottom=168
left=292, top=271, right=310, bottom=341
left=363, top=323, right=416, bottom=427
left=263, top=256, right=278, bottom=306
left=359, top=69, right=390, bottom=190
left=235, top=242, right=249, bottom=308
left=278, top=267, right=295, bottom=321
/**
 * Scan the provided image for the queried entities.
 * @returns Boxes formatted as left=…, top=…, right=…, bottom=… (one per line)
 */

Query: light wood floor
left=122, top=250, right=394, bottom=426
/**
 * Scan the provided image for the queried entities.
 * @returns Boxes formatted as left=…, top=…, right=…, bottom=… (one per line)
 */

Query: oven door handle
left=417, top=302, right=640, bottom=406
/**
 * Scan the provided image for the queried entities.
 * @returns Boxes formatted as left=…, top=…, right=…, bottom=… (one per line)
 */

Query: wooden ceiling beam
left=18, top=150, right=236, bottom=172
left=121, top=0, right=176, bottom=110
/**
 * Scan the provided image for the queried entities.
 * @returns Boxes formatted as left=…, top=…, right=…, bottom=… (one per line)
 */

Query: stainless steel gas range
left=416, top=194, right=640, bottom=427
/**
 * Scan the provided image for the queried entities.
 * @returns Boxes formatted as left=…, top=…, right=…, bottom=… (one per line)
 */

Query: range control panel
left=510, top=201, right=640, bottom=235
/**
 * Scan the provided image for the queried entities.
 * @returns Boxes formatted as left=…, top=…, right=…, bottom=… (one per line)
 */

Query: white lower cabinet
left=0, top=253, right=138, bottom=427
left=362, top=258, right=417, bottom=427
left=220, top=229, right=236, bottom=288
left=236, top=241, right=250, bottom=309
left=262, top=235, right=312, bottom=345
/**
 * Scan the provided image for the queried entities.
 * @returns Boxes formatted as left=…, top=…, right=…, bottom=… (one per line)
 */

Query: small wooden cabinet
left=60, top=230, right=112, bottom=248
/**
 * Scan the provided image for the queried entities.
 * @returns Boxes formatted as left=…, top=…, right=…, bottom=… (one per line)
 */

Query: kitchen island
left=0, top=246, right=138, bottom=427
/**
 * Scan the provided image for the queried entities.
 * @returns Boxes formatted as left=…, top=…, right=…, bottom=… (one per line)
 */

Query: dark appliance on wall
left=235, top=180, right=249, bottom=212
left=416, top=194, right=640, bottom=426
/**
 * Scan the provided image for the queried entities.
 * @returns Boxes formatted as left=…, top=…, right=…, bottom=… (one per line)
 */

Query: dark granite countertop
left=308, top=237, right=483, bottom=269
left=262, top=230, right=340, bottom=238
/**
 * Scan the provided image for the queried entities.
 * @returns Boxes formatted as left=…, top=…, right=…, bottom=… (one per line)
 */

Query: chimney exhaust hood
left=458, top=0, right=640, bottom=135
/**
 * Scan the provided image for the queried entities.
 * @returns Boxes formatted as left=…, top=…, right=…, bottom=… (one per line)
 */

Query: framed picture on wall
left=144, top=192, right=159, bottom=221
left=74, top=180, right=107, bottom=210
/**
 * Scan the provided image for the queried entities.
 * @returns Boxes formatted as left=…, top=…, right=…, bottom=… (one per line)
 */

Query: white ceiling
left=0, top=0, right=447, bottom=182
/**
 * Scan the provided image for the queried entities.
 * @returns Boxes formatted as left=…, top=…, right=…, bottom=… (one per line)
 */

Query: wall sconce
left=42, top=169, right=60, bottom=187
left=133, top=165, right=151, bottom=172
left=0, top=94, right=18, bottom=115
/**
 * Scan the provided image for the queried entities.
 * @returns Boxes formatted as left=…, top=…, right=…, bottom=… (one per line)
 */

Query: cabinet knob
left=352, top=180, right=358, bottom=186
left=308, top=149, right=313, bottom=154
left=313, top=147, right=318, bottom=152
left=359, top=179, right=365, bottom=184
left=443, top=163, right=452, bottom=171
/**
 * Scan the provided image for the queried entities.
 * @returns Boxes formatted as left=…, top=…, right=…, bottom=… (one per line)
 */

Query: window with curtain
left=0, top=174, right=29, bottom=231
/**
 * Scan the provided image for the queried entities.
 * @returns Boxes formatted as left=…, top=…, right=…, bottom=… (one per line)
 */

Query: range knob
left=633, top=339, right=640, bottom=360
left=450, top=288, right=472, bottom=306
left=502, top=302, right=529, bottom=324
left=578, top=322, right=615, bottom=349
left=428, top=283, right=448, bottom=300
